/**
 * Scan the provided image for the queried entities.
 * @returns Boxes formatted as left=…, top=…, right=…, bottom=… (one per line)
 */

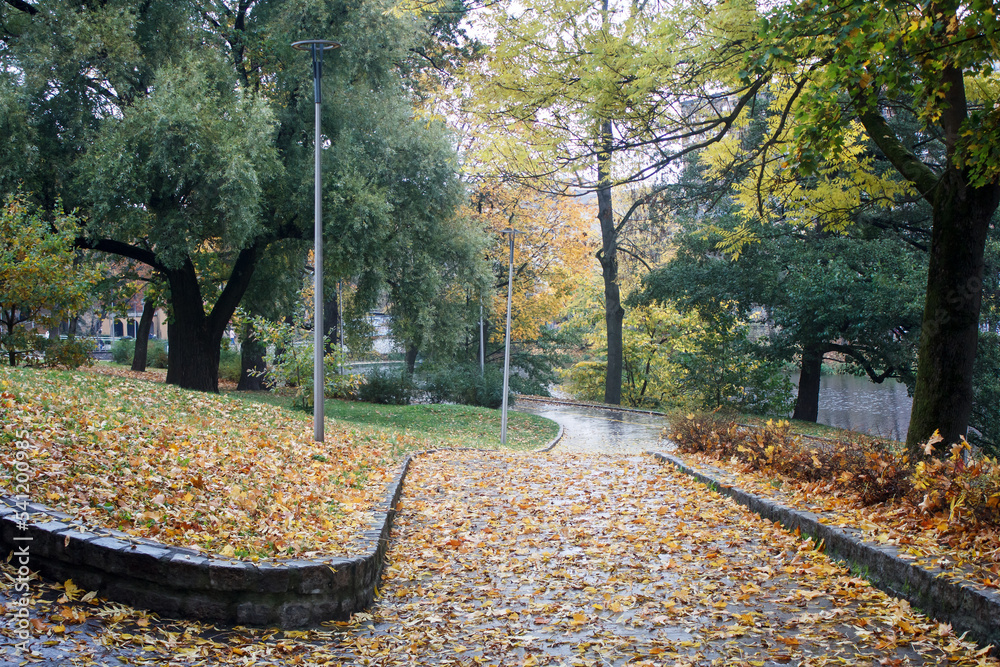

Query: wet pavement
left=513, top=399, right=671, bottom=454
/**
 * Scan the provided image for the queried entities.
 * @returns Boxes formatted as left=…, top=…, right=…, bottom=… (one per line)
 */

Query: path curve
left=513, top=399, right=670, bottom=454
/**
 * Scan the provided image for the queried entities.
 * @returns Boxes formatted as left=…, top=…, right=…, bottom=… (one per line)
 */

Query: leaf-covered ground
left=0, top=366, right=555, bottom=560
left=3, top=450, right=996, bottom=665
left=668, top=449, right=1000, bottom=594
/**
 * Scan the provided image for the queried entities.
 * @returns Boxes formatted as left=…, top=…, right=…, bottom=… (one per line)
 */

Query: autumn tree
left=465, top=180, right=595, bottom=391
left=0, top=194, right=96, bottom=367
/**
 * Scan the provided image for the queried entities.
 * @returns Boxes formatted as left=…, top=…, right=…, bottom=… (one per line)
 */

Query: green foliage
left=1, top=0, right=479, bottom=393
left=110, top=338, right=169, bottom=369
left=640, top=200, right=926, bottom=417
left=247, top=314, right=360, bottom=410
left=219, top=346, right=242, bottom=385
left=420, top=363, right=511, bottom=409
left=357, top=368, right=414, bottom=406
left=563, top=302, right=791, bottom=414
left=110, top=339, right=134, bottom=365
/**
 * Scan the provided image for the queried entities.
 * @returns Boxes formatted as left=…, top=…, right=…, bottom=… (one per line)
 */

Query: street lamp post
left=292, top=39, right=340, bottom=443
left=500, top=228, right=518, bottom=445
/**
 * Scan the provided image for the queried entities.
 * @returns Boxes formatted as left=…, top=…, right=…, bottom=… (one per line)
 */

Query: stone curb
left=649, top=450, right=1000, bottom=652
left=535, top=423, right=565, bottom=452
left=0, top=453, right=417, bottom=628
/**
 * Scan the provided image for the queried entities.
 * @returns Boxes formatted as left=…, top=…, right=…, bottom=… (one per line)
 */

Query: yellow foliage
left=467, top=181, right=596, bottom=344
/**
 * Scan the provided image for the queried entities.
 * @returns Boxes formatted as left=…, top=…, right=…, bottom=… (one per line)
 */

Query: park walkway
left=1, top=404, right=994, bottom=665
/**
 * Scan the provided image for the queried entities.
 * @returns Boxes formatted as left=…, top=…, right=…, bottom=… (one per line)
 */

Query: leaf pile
left=0, top=366, right=403, bottom=559
left=669, top=413, right=1000, bottom=591
left=5, top=450, right=997, bottom=665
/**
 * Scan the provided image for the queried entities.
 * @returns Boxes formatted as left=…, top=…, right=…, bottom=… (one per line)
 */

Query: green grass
left=227, top=392, right=561, bottom=451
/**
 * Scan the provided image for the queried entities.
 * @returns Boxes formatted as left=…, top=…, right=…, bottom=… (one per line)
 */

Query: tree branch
left=855, top=87, right=939, bottom=203
left=75, top=237, right=167, bottom=273
left=3, top=0, right=38, bottom=15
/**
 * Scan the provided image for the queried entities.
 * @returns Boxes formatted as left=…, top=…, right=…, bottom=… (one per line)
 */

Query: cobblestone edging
left=0, top=454, right=416, bottom=628
left=651, top=450, right=1000, bottom=652
left=536, top=423, right=565, bottom=453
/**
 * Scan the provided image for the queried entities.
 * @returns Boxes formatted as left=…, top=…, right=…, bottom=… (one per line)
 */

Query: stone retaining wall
left=0, top=454, right=414, bottom=628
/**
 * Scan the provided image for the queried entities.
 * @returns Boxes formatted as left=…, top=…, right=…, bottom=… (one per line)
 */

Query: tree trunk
left=405, top=344, right=418, bottom=374
left=323, top=293, right=339, bottom=355
left=131, top=297, right=156, bottom=372
left=164, top=247, right=259, bottom=392
left=792, top=344, right=825, bottom=422
left=597, top=119, right=623, bottom=405
left=906, top=173, right=1000, bottom=453
left=237, top=321, right=268, bottom=391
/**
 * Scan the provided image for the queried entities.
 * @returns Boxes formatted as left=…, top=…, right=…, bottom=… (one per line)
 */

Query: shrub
left=219, top=345, right=241, bottom=383
left=147, top=340, right=169, bottom=369
left=669, top=414, right=1000, bottom=530
left=419, top=363, right=512, bottom=409
left=912, top=438, right=1000, bottom=527
left=357, top=367, right=413, bottom=405
left=668, top=413, right=911, bottom=505
left=110, top=338, right=134, bottom=364
left=111, top=338, right=168, bottom=369
left=42, top=338, right=94, bottom=369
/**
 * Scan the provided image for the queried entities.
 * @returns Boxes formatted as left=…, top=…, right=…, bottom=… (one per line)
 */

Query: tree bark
left=164, top=247, right=260, bottom=392
left=405, top=344, right=418, bottom=374
left=856, top=62, right=1000, bottom=455
left=597, top=119, right=623, bottom=405
left=906, top=173, right=999, bottom=452
left=323, top=293, right=339, bottom=355
left=237, top=320, right=268, bottom=391
left=131, top=297, right=156, bottom=372
left=792, top=344, right=825, bottom=422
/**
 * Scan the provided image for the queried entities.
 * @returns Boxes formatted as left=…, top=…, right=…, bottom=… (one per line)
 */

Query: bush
left=669, top=413, right=911, bottom=505
left=357, top=367, right=414, bottom=405
left=110, top=338, right=134, bottom=364
left=419, top=363, right=512, bottom=409
left=111, top=338, right=168, bottom=368
left=42, top=338, right=94, bottom=369
left=912, top=438, right=1000, bottom=527
left=219, top=345, right=241, bottom=383
left=669, top=414, right=1000, bottom=530
left=147, top=340, right=169, bottom=369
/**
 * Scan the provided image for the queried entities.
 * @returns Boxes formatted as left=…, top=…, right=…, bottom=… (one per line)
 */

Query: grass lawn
left=0, top=365, right=558, bottom=561
left=230, top=391, right=560, bottom=452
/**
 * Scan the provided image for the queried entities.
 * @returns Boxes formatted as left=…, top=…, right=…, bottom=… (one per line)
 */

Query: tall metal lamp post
left=292, top=39, right=340, bottom=443
left=500, top=228, right=518, bottom=445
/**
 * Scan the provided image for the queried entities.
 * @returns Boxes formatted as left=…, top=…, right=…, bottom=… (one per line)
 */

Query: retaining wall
left=0, top=454, right=414, bottom=628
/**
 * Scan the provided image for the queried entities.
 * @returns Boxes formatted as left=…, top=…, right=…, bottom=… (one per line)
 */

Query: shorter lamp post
left=292, top=38, right=340, bottom=443
left=500, top=228, right=518, bottom=445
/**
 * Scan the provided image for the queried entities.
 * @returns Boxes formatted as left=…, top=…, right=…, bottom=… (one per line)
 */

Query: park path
left=1, top=406, right=995, bottom=665
left=513, top=399, right=669, bottom=454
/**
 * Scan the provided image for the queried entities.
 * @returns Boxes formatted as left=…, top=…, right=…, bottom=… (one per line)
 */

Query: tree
left=1, top=0, right=471, bottom=393
left=461, top=0, right=684, bottom=404
left=0, top=194, right=95, bottom=366
left=462, top=180, right=594, bottom=392
left=642, top=209, right=926, bottom=422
